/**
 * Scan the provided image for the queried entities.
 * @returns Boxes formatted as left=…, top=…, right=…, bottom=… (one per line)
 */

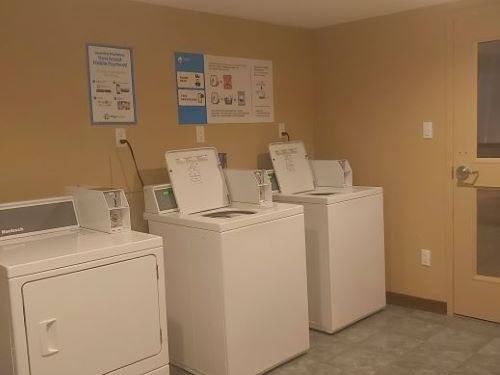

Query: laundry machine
left=144, top=147, right=309, bottom=375
left=0, top=194, right=170, bottom=375
left=269, top=141, right=386, bottom=334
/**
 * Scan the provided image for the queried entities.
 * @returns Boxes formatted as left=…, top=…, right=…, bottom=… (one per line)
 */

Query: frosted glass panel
left=477, top=40, right=500, bottom=157
left=477, top=189, right=500, bottom=277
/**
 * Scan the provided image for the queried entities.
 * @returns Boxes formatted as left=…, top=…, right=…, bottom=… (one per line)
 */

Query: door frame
left=445, top=1, right=500, bottom=316
left=445, top=12, right=454, bottom=315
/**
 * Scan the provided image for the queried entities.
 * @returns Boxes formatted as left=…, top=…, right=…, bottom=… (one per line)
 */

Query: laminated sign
left=175, top=52, right=274, bottom=125
left=87, top=45, right=137, bottom=124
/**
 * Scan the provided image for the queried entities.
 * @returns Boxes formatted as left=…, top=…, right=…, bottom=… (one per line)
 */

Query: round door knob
left=456, top=165, right=472, bottom=181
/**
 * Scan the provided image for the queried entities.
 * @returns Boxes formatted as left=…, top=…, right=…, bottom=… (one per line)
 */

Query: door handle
left=39, top=318, right=59, bottom=357
left=456, top=165, right=479, bottom=185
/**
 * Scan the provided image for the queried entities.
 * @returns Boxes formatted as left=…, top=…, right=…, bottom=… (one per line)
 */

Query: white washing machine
left=144, top=147, right=309, bottom=375
left=269, top=141, right=386, bottom=334
left=0, top=196, right=170, bottom=375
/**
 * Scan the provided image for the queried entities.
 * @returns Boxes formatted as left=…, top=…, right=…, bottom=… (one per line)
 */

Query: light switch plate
left=196, top=126, right=205, bottom=143
left=421, top=249, right=432, bottom=267
left=423, top=122, right=433, bottom=139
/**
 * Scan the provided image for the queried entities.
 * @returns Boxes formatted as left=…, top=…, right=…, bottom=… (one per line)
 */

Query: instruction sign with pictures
left=175, top=52, right=274, bottom=125
left=87, top=45, right=137, bottom=124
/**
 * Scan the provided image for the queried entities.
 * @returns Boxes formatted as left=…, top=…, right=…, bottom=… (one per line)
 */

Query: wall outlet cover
left=196, top=126, right=206, bottom=143
left=278, top=123, right=286, bottom=138
left=115, top=128, right=127, bottom=147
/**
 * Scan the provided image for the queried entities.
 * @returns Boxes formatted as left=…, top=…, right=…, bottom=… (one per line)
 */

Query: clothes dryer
left=0, top=196, right=169, bottom=375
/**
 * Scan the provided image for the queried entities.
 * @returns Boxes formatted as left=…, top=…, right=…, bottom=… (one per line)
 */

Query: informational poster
left=175, top=52, right=274, bottom=125
left=87, top=45, right=136, bottom=124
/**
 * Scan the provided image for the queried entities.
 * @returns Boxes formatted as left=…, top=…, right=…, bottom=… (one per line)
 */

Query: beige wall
left=0, top=0, right=316, bottom=230
left=313, top=0, right=495, bottom=303
left=3, top=0, right=497, bottom=304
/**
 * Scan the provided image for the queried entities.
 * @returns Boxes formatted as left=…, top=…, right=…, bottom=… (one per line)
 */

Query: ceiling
left=133, top=0, right=455, bottom=28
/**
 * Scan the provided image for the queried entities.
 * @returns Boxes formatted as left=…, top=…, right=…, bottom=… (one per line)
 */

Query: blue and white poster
left=175, top=52, right=207, bottom=124
left=87, top=45, right=137, bottom=124
left=175, top=52, right=274, bottom=125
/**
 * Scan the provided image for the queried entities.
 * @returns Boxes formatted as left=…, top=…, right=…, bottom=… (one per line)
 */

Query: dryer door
left=22, top=255, right=162, bottom=375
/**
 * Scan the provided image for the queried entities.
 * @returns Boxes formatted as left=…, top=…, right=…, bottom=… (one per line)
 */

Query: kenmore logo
left=1, top=227, right=25, bottom=235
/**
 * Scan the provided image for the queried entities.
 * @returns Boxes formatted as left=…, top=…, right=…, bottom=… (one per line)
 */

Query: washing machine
left=269, top=141, right=386, bottom=334
left=144, top=147, right=309, bottom=375
left=0, top=195, right=170, bottom=375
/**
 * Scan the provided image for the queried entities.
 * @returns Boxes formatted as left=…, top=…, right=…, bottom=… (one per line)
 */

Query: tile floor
left=170, top=305, right=500, bottom=375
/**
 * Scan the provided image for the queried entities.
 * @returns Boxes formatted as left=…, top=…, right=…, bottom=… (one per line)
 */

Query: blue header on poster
left=175, top=52, right=205, bottom=73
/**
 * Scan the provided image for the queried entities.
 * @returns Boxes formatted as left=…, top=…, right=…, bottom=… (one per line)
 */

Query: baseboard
left=386, top=292, right=447, bottom=315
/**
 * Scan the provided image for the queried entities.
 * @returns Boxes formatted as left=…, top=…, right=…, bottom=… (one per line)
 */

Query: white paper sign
left=87, top=45, right=136, bottom=124
left=177, top=72, right=205, bottom=89
left=204, top=55, right=274, bottom=123
left=177, top=89, right=206, bottom=107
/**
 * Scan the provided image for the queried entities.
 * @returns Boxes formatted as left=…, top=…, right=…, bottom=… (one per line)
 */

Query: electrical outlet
left=421, top=249, right=432, bottom=267
left=278, top=123, right=286, bottom=138
left=196, top=126, right=205, bottom=143
left=115, top=128, right=127, bottom=147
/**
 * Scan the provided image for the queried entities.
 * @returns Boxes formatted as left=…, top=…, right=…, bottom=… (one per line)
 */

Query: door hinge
left=160, top=328, right=163, bottom=343
left=156, top=264, right=159, bottom=280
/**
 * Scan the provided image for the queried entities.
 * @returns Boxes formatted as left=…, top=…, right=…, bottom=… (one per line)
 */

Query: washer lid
left=269, top=141, right=315, bottom=194
left=165, top=148, right=229, bottom=214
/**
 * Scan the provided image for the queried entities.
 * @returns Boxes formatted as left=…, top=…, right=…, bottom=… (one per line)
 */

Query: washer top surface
left=0, top=229, right=162, bottom=278
left=273, top=186, right=383, bottom=205
left=144, top=201, right=303, bottom=232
